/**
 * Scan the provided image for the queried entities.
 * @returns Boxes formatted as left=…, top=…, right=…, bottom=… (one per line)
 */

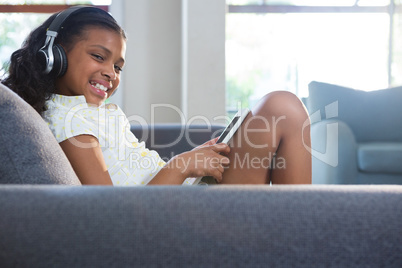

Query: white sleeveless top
left=43, top=95, right=195, bottom=185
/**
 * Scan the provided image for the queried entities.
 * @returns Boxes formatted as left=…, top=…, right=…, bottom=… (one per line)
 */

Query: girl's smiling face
left=55, top=27, right=126, bottom=106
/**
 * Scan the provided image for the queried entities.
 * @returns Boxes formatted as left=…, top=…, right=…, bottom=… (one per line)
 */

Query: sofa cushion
left=0, top=83, right=81, bottom=185
left=357, top=142, right=402, bottom=174
left=307, top=81, right=402, bottom=143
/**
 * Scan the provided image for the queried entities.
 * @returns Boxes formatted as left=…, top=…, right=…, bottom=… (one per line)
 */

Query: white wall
left=109, top=0, right=226, bottom=125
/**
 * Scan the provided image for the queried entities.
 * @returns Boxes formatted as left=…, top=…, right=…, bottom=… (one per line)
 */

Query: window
left=226, top=0, right=402, bottom=112
left=0, top=1, right=110, bottom=75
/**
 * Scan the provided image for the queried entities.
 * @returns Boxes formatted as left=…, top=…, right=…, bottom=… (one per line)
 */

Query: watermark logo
left=56, top=100, right=338, bottom=170
left=303, top=101, right=338, bottom=167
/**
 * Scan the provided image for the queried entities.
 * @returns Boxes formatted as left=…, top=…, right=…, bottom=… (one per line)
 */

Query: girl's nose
left=102, top=67, right=117, bottom=81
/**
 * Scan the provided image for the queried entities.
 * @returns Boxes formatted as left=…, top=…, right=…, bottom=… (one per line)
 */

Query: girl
left=2, top=6, right=311, bottom=185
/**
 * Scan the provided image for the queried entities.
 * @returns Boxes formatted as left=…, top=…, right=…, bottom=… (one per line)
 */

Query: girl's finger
left=212, top=170, right=223, bottom=183
left=211, top=143, right=230, bottom=154
left=218, top=164, right=224, bottom=174
left=193, top=137, right=219, bottom=149
left=220, top=156, right=230, bottom=166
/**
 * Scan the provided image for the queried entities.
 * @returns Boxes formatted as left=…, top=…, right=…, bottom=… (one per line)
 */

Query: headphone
left=37, top=6, right=108, bottom=77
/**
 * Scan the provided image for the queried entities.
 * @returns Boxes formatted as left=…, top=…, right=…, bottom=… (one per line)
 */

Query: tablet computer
left=215, top=108, right=250, bottom=145
left=184, top=108, right=250, bottom=185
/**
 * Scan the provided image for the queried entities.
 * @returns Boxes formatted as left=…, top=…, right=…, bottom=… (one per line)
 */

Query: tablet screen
left=216, top=115, right=241, bottom=143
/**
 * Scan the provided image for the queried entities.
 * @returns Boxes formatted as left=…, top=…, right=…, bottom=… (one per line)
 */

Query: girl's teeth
left=92, top=83, right=107, bottom=91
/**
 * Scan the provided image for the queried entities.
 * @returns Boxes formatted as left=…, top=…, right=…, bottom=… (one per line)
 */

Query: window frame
left=0, top=4, right=108, bottom=13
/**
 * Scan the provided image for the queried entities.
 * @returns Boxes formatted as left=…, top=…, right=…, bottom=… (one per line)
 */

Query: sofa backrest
left=131, top=124, right=225, bottom=160
left=307, top=81, right=402, bottom=143
left=0, top=83, right=81, bottom=185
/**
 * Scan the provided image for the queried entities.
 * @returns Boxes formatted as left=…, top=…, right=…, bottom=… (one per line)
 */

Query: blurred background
left=1, top=0, right=401, bottom=121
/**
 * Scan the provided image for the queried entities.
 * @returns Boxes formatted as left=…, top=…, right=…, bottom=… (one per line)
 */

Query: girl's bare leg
left=221, top=91, right=311, bottom=184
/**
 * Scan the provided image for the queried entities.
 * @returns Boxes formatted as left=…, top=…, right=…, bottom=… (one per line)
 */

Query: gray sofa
left=306, top=81, right=402, bottom=185
left=1, top=83, right=402, bottom=267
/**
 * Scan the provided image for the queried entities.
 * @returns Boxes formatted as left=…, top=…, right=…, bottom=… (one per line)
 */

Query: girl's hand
left=194, top=137, right=219, bottom=149
left=170, top=143, right=230, bottom=183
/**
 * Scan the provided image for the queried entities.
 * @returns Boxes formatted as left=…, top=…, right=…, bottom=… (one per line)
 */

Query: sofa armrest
left=311, top=119, right=358, bottom=184
left=1, top=185, right=401, bottom=267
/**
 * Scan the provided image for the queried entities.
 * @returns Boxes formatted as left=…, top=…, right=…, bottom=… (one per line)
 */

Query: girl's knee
left=266, top=91, right=303, bottom=107
left=255, top=91, right=308, bottom=120
left=252, top=91, right=310, bottom=146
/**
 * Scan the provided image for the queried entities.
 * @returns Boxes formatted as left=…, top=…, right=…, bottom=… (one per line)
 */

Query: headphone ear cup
left=52, top=44, right=68, bottom=77
left=36, top=48, right=49, bottom=73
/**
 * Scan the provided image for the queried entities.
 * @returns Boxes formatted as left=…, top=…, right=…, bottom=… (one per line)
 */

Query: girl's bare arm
left=59, top=135, right=113, bottom=185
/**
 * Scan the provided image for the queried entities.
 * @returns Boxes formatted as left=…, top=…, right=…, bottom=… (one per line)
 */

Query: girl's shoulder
left=45, top=95, right=125, bottom=118
left=42, top=95, right=126, bottom=142
left=45, top=94, right=87, bottom=112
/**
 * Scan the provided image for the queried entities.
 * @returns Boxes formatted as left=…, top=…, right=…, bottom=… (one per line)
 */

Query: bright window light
left=226, top=3, right=395, bottom=112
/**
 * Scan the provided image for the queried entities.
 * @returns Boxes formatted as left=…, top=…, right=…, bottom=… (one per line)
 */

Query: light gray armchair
left=305, top=81, right=402, bottom=184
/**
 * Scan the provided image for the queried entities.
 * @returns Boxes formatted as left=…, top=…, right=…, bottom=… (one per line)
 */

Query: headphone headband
left=49, top=6, right=92, bottom=32
left=37, top=6, right=111, bottom=77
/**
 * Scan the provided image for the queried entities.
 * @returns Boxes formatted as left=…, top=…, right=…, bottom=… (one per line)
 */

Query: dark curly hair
left=1, top=6, right=126, bottom=114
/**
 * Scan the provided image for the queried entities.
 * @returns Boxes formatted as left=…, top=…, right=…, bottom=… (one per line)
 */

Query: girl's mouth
left=89, top=81, right=109, bottom=98
left=90, top=82, right=108, bottom=92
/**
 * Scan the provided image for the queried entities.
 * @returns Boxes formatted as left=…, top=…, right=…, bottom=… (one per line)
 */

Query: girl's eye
left=92, top=54, right=104, bottom=61
left=114, top=65, right=123, bottom=73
